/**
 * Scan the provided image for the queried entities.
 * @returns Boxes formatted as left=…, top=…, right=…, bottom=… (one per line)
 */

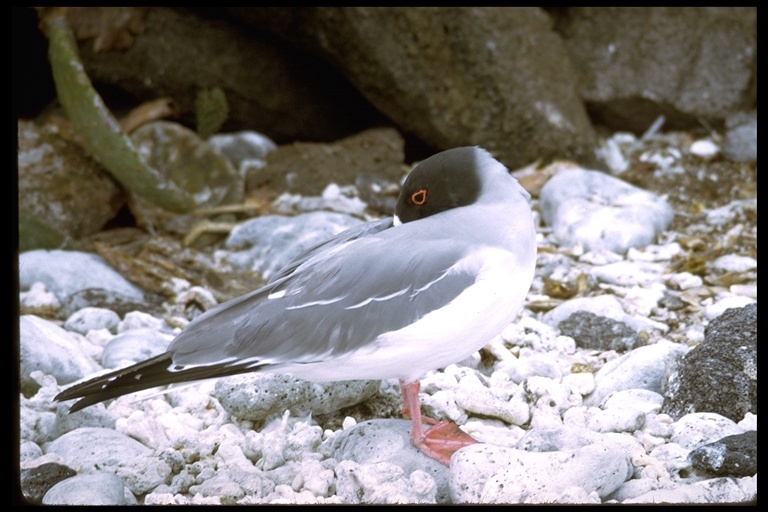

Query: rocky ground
left=16, top=6, right=756, bottom=505
left=18, top=123, right=756, bottom=504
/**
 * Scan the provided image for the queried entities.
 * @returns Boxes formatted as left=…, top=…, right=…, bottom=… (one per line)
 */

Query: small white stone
left=562, top=372, right=595, bottom=396
left=709, top=254, right=757, bottom=273
left=666, top=272, right=703, bottom=290
left=704, top=295, right=756, bottom=320
left=118, top=311, right=167, bottom=332
left=20, top=281, right=62, bottom=310
left=737, top=412, right=757, bottom=431
left=689, top=139, right=720, bottom=158
left=622, top=286, right=665, bottom=317
left=729, top=284, right=757, bottom=299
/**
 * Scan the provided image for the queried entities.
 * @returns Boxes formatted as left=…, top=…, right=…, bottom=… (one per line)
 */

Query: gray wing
left=168, top=229, right=476, bottom=370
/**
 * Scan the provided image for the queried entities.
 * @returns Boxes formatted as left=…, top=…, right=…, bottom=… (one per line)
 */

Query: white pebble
left=704, top=295, right=756, bottom=320
left=622, top=286, right=665, bottom=317
left=118, top=311, right=167, bottom=332
left=562, top=372, right=595, bottom=397
left=729, top=284, right=757, bottom=299
left=20, top=281, right=61, bottom=310
left=689, top=139, right=720, bottom=158
left=708, top=254, right=757, bottom=273
left=666, top=272, right=703, bottom=290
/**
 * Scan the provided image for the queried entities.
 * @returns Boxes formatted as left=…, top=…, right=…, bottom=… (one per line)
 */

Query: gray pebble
left=207, top=131, right=277, bottom=168
left=223, top=211, right=364, bottom=279
left=213, top=373, right=379, bottom=421
left=721, top=110, right=757, bottom=162
left=64, top=307, right=120, bottom=335
left=101, top=328, right=174, bottom=369
left=42, top=472, right=136, bottom=505
left=689, top=430, right=757, bottom=477
left=558, top=311, right=643, bottom=352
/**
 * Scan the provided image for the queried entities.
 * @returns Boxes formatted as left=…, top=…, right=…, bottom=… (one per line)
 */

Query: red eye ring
left=411, top=188, right=428, bottom=205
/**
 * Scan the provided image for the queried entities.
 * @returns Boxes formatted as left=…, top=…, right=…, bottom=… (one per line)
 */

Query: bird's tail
left=54, top=353, right=253, bottom=413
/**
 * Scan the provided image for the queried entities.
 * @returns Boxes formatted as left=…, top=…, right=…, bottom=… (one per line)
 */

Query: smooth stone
left=334, top=460, right=438, bottom=504
left=63, top=307, right=121, bottom=335
left=19, top=250, right=145, bottom=302
left=42, top=472, right=136, bottom=505
left=223, top=211, right=364, bottom=279
left=622, top=475, right=756, bottom=504
left=585, top=341, right=688, bottom=407
left=669, top=412, right=743, bottom=450
left=19, top=315, right=101, bottom=392
left=207, top=131, right=277, bottom=168
left=101, top=328, right=174, bottom=369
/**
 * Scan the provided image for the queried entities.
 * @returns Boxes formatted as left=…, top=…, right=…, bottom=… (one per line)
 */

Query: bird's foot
left=399, top=379, right=478, bottom=465
left=412, top=421, right=478, bottom=466
left=401, top=406, right=439, bottom=425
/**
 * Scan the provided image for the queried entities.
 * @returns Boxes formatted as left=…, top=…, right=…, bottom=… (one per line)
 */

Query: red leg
left=399, top=379, right=478, bottom=466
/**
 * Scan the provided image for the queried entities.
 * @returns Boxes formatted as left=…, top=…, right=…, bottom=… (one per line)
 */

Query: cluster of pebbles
left=18, top=129, right=756, bottom=504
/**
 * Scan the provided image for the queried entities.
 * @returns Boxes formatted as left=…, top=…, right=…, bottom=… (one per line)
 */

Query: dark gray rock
left=558, top=311, right=644, bottom=352
left=662, top=303, right=757, bottom=422
left=722, top=110, right=757, bottom=162
left=552, top=7, right=756, bottom=133
left=689, top=430, right=757, bottom=477
left=18, top=118, right=125, bottom=249
left=20, top=462, right=77, bottom=504
left=254, top=127, right=405, bottom=196
left=232, top=7, right=597, bottom=170
left=77, top=7, right=383, bottom=143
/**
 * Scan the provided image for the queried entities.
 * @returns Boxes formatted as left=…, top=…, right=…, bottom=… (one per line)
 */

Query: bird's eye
left=411, top=188, right=428, bottom=205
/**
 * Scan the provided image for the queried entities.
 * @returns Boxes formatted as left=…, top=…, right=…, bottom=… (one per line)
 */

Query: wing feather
left=170, top=231, right=475, bottom=368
